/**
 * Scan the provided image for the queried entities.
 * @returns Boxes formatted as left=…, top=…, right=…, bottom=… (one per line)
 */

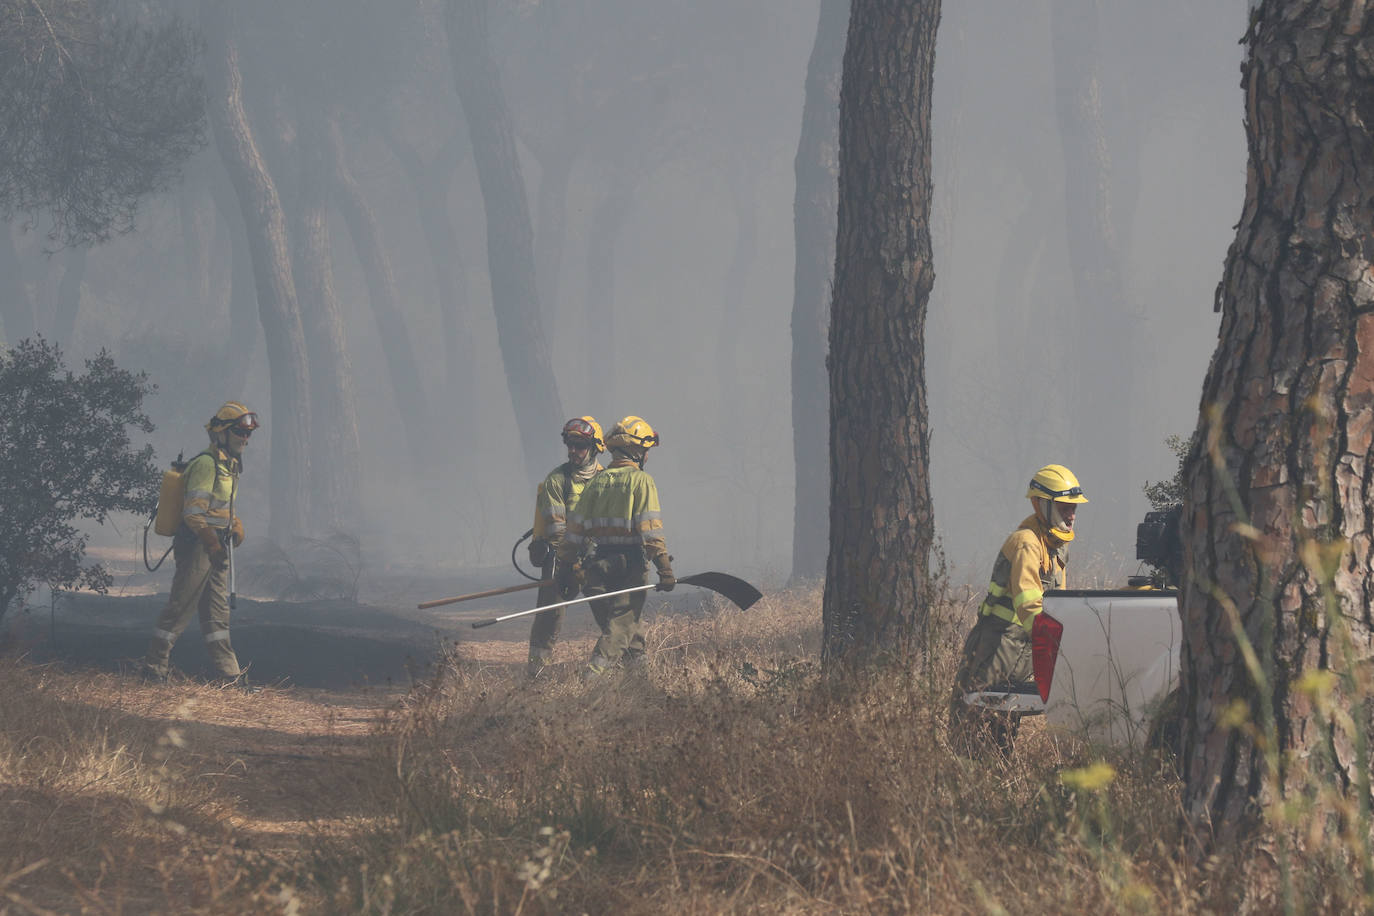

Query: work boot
left=527, top=656, right=551, bottom=681
left=139, top=664, right=168, bottom=685
left=582, top=654, right=614, bottom=682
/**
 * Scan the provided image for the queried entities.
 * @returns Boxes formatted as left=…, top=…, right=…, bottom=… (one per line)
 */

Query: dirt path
left=178, top=687, right=402, bottom=850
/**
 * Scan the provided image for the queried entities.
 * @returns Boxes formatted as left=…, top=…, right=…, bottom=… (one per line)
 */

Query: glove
left=528, top=538, right=551, bottom=567
left=554, top=560, right=582, bottom=600
left=196, top=526, right=227, bottom=567
left=654, top=556, right=676, bottom=592
left=230, top=517, right=245, bottom=548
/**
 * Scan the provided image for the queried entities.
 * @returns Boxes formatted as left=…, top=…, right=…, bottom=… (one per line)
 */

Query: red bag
left=1031, top=612, right=1064, bottom=703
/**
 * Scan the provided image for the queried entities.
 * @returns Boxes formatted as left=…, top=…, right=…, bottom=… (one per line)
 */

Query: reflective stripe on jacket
left=532, top=461, right=600, bottom=547
left=558, top=460, right=668, bottom=567
left=978, top=514, right=1066, bottom=631
left=181, top=447, right=240, bottom=535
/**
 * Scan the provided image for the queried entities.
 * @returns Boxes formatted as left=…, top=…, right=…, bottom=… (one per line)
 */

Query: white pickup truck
left=962, top=588, right=1181, bottom=747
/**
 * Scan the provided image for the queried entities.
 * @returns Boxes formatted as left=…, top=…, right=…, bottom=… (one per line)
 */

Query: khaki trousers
left=143, top=529, right=241, bottom=678
left=528, top=558, right=562, bottom=664
left=583, top=551, right=647, bottom=671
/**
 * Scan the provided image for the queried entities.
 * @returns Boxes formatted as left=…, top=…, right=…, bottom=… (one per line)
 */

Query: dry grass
left=0, top=587, right=1365, bottom=913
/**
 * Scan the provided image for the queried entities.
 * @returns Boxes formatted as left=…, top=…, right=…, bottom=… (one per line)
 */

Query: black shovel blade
left=679, top=571, right=763, bottom=611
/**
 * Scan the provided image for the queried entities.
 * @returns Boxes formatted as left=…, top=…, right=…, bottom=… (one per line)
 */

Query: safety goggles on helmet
left=562, top=418, right=599, bottom=448
left=1029, top=480, right=1083, bottom=500
left=230, top=412, right=259, bottom=432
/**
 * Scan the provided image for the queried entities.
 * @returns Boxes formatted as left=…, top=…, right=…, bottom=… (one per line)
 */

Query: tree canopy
left=0, top=338, right=160, bottom=619
left=0, top=0, right=205, bottom=245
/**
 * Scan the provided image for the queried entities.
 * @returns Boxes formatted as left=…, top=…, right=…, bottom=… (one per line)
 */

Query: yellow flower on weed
left=1060, top=761, right=1116, bottom=792
left=1294, top=668, right=1337, bottom=700
left=1219, top=698, right=1251, bottom=729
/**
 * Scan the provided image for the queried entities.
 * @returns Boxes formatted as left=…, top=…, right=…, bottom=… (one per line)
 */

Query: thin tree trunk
left=0, top=224, right=35, bottom=344
left=717, top=164, right=758, bottom=428
left=582, top=165, right=634, bottom=393
left=326, top=118, right=431, bottom=466
left=790, top=0, right=846, bottom=584
left=201, top=0, right=310, bottom=541
left=822, top=0, right=940, bottom=663
left=178, top=178, right=213, bottom=323
left=291, top=110, right=361, bottom=533
left=383, top=131, right=473, bottom=407
left=443, top=0, right=563, bottom=481
left=1052, top=0, right=1135, bottom=550
left=1181, top=0, right=1374, bottom=853
left=51, top=245, right=85, bottom=347
left=535, top=147, right=575, bottom=338
left=207, top=152, right=261, bottom=396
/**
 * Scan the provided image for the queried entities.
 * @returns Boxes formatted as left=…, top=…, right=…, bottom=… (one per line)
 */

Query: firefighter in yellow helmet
left=526, top=416, right=605, bottom=678
left=555, top=415, right=673, bottom=677
left=141, top=401, right=259, bottom=690
left=949, top=464, right=1087, bottom=754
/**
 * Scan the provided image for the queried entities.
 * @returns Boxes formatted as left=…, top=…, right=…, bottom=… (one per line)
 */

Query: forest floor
left=0, top=555, right=621, bottom=911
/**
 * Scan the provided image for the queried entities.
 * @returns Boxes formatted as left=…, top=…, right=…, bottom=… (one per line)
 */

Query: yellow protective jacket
left=978, top=514, right=1067, bottom=630
left=532, top=461, right=601, bottom=549
left=181, top=446, right=240, bottom=536
left=558, top=459, right=669, bottom=568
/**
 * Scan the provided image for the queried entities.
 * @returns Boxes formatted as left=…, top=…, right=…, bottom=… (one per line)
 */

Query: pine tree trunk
left=790, top=0, right=846, bottom=584
left=326, top=119, right=432, bottom=466
left=582, top=166, right=633, bottom=394
left=207, top=154, right=261, bottom=397
left=178, top=179, right=214, bottom=325
left=1181, top=0, right=1374, bottom=847
left=716, top=165, right=757, bottom=432
left=535, top=148, right=575, bottom=338
left=0, top=225, right=35, bottom=344
left=383, top=132, right=474, bottom=414
left=200, top=0, right=310, bottom=541
left=443, top=0, right=564, bottom=481
left=1052, top=0, right=1135, bottom=550
left=822, top=0, right=940, bottom=663
left=291, top=111, right=360, bottom=534
left=51, top=245, right=85, bottom=347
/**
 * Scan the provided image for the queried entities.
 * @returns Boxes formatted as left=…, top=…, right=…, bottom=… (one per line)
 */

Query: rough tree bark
left=443, top=0, right=563, bottom=481
left=790, top=0, right=847, bottom=584
left=200, top=0, right=310, bottom=540
left=1181, top=0, right=1374, bottom=849
left=822, top=0, right=940, bottom=663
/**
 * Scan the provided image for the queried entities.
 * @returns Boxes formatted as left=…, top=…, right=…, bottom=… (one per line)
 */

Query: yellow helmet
left=1027, top=464, right=1086, bottom=542
left=205, top=401, right=259, bottom=436
left=562, top=416, right=605, bottom=453
left=1027, top=464, right=1087, bottom=503
left=605, top=415, right=659, bottom=452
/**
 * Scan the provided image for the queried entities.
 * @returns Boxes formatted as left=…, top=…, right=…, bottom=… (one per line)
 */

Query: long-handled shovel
left=469, top=571, right=763, bottom=629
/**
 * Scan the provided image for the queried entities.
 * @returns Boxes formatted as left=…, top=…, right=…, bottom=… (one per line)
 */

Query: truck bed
left=962, top=589, right=1180, bottom=746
